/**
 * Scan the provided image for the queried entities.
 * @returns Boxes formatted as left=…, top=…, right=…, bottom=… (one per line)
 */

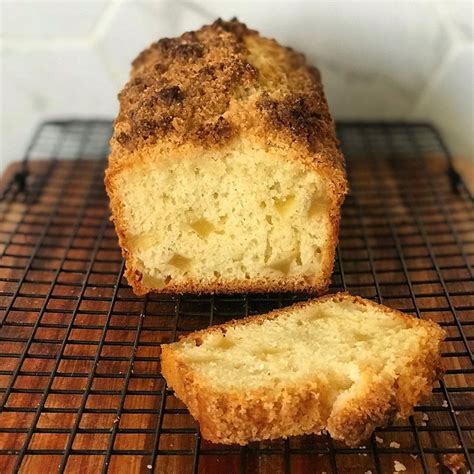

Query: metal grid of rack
left=0, top=120, right=472, bottom=473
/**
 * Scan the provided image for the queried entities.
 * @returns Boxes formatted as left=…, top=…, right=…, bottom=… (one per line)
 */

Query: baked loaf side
left=161, top=293, right=445, bottom=446
left=105, top=18, right=347, bottom=295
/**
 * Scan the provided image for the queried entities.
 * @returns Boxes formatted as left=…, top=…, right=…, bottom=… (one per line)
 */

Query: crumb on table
left=442, top=453, right=466, bottom=473
left=394, top=460, right=407, bottom=472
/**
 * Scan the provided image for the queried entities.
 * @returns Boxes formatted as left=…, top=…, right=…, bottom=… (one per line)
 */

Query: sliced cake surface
left=105, top=18, right=347, bottom=295
left=161, top=293, right=445, bottom=446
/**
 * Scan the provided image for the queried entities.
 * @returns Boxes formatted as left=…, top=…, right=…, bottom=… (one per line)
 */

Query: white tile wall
left=1, top=0, right=473, bottom=172
left=1, top=1, right=108, bottom=38
left=440, top=0, right=474, bottom=40
left=412, top=45, right=474, bottom=161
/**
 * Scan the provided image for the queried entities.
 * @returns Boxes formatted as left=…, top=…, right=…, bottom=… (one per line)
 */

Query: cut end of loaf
left=109, top=147, right=342, bottom=294
left=161, top=293, right=445, bottom=446
left=105, top=18, right=348, bottom=295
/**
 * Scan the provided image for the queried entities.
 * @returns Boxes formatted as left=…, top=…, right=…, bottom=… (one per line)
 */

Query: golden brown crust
left=126, top=267, right=331, bottom=296
left=106, top=18, right=346, bottom=183
left=105, top=18, right=348, bottom=295
left=161, top=293, right=445, bottom=446
left=161, top=350, right=325, bottom=444
left=109, top=18, right=343, bottom=160
left=167, top=292, right=445, bottom=347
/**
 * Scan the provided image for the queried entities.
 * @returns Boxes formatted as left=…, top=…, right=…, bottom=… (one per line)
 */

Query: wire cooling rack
left=0, top=120, right=472, bottom=474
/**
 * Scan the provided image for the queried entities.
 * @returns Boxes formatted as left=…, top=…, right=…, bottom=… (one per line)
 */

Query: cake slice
left=105, top=19, right=347, bottom=295
left=161, top=293, right=445, bottom=446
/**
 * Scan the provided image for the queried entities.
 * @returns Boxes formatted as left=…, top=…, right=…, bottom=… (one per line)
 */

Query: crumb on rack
left=442, top=453, right=465, bottom=473
left=390, top=441, right=401, bottom=449
left=394, top=460, right=407, bottom=472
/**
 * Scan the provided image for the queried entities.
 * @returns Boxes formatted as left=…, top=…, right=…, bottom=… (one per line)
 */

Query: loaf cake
left=161, top=293, right=445, bottom=446
left=105, top=18, right=347, bottom=295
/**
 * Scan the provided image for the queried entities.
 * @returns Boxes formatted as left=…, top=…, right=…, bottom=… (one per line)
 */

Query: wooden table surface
left=0, top=137, right=472, bottom=474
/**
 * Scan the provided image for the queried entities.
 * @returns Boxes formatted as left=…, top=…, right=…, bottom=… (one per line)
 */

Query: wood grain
left=0, top=151, right=472, bottom=474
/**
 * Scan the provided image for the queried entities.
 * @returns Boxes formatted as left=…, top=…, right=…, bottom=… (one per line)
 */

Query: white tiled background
left=1, top=0, right=473, bottom=172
